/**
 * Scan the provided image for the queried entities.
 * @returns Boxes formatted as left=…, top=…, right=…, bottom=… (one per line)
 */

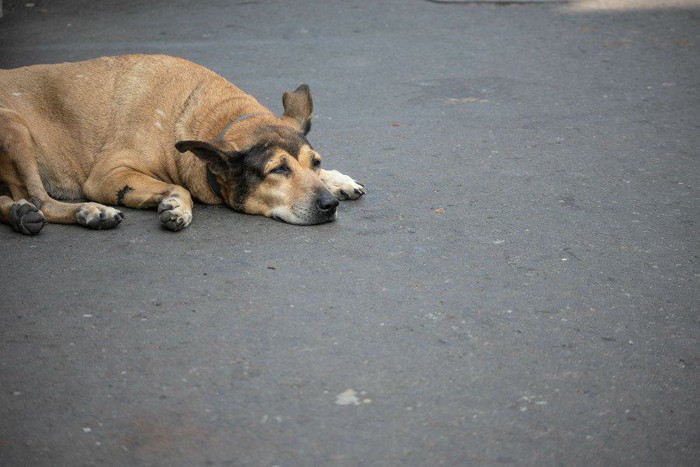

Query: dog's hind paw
left=10, top=199, right=47, bottom=235
left=76, top=203, right=124, bottom=230
left=158, top=196, right=192, bottom=231
left=319, top=169, right=366, bottom=200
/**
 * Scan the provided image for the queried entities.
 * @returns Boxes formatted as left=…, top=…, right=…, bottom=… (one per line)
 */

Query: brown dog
left=0, top=54, right=365, bottom=234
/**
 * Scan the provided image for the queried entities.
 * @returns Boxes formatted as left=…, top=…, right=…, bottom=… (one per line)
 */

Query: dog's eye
left=312, top=158, right=321, bottom=168
left=270, top=164, right=290, bottom=175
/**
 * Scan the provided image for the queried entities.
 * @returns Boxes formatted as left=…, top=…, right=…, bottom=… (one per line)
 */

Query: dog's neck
left=216, top=113, right=260, bottom=143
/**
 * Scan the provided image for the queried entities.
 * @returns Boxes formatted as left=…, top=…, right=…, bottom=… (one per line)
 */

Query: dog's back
left=1, top=55, right=230, bottom=178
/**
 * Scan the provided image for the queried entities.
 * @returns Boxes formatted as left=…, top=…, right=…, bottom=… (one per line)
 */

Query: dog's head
left=176, top=85, right=338, bottom=225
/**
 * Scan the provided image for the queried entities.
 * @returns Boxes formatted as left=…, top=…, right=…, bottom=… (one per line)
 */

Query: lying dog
left=0, top=54, right=364, bottom=234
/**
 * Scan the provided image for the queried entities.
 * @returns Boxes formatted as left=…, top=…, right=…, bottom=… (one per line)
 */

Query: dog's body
left=0, top=54, right=364, bottom=234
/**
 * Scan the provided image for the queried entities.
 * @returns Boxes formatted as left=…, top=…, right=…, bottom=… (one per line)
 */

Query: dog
left=0, top=54, right=365, bottom=235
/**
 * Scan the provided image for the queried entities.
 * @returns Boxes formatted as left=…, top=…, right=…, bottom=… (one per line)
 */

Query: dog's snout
left=317, top=191, right=339, bottom=212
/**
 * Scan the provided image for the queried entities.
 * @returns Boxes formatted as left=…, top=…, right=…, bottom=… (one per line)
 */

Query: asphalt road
left=1, top=1, right=698, bottom=465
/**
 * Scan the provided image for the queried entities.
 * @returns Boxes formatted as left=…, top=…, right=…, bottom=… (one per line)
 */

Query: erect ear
left=175, top=140, right=232, bottom=174
left=282, top=84, right=313, bottom=135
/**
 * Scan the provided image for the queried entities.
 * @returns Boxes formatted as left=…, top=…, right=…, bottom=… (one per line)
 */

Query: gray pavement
left=1, top=0, right=699, bottom=465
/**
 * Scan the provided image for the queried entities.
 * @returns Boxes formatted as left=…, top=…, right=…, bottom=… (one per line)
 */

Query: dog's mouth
left=271, top=205, right=337, bottom=225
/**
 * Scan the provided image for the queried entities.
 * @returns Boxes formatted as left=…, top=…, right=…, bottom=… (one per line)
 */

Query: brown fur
left=0, top=54, right=364, bottom=234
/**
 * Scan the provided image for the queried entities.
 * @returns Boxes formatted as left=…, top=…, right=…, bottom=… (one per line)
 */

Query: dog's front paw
left=158, top=196, right=192, bottom=231
left=10, top=199, right=47, bottom=235
left=320, top=169, right=366, bottom=200
left=76, top=203, right=124, bottom=230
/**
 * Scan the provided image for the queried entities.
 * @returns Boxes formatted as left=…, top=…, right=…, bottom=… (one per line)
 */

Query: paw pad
left=10, top=200, right=47, bottom=235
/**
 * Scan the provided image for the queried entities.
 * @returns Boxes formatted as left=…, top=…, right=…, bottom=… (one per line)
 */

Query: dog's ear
left=175, top=140, right=232, bottom=174
left=282, top=84, right=313, bottom=135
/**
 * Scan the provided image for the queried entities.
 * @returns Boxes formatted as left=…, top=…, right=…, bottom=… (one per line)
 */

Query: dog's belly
left=30, top=131, right=94, bottom=201
left=35, top=153, right=85, bottom=200
left=41, top=175, right=84, bottom=200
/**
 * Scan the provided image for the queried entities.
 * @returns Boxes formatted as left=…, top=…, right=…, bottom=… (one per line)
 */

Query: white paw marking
left=158, top=196, right=192, bottom=231
left=320, top=169, right=366, bottom=200
left=76, top=203, right=124, bottom=230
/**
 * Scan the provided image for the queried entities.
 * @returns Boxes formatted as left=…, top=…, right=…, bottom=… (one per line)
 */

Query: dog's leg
left=84, top=166, right=194, bottom=231
left=0, top=111, right=121, bottom=230
left=318, top=169, right=365, bottom=200
left=0, top=109, right=124, bottom=231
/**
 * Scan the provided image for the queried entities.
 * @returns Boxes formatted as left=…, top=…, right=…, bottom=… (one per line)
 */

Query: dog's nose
left=317, top=192, right=339, bottom=212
